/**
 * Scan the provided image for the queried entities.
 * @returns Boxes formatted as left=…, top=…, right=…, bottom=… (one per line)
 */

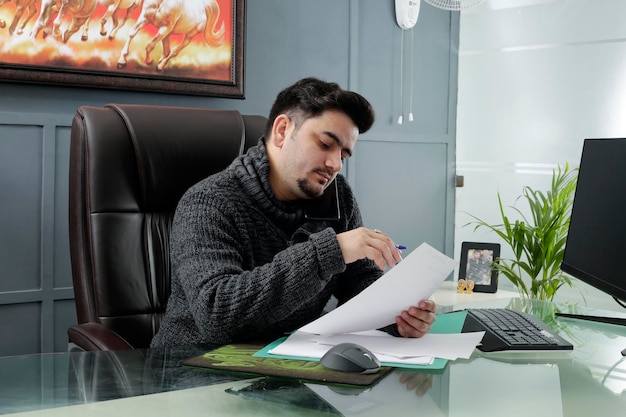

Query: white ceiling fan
left=423, top=0, right=487, bottom=10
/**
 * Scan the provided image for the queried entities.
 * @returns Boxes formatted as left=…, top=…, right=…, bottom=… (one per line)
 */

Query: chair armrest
left=68, top=323, right=134, bottom=351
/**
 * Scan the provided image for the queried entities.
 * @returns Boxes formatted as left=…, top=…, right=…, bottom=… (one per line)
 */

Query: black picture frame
left=458, top=242, right=500, bottom=293
left=0, top=0, right=245, bottom=98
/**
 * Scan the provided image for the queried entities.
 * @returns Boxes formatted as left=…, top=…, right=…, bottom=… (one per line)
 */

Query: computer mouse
left=320, top=342, right=381, bottom=374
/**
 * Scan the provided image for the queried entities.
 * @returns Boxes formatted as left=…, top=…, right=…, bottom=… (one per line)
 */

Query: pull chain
left=397, top=28, right=404, bottom=125
left=408, top=26, right=415, bottom=122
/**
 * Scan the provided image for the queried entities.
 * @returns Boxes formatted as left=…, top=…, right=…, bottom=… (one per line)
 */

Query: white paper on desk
left=298, top=242, right=456, bottom=335
left=268, top=330, right=483, bottom=362
left=312, top=331, right=484, bottom=361
left=268, top=331, right=433, bottom=365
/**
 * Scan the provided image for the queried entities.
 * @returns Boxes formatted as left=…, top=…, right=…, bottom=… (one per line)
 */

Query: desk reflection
left=217, top=354, right=626, bottom=417
left=1, top=339, right=625, bottom=416
left=0, top=345, right=241, bottom=414
left=67, top=345, right=240, bottom=403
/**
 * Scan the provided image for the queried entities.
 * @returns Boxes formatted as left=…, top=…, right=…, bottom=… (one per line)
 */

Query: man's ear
left=270, top=114, right=291, bottom=148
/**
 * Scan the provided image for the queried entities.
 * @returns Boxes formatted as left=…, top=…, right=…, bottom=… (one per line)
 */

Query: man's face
left=273, top=110, right=358, bottom=201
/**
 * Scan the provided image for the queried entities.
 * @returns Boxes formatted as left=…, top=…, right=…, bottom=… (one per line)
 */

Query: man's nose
left=326, top=151, right=343, bottom=172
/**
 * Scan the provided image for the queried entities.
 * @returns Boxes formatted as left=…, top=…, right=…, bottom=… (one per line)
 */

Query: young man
left=151, top=78, right=436, bottom=347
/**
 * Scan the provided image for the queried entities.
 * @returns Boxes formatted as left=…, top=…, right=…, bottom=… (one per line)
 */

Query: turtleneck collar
left=231, top=138, right=305, bottom=226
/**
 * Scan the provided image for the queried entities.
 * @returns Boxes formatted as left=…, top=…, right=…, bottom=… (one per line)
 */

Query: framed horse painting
left=0, top=0, right=245, bottom=97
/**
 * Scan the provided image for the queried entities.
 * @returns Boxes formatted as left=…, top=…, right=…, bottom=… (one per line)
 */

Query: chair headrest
left=105, top=104, right=248, bottom=212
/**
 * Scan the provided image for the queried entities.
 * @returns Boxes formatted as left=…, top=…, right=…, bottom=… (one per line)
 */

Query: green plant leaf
left=464, top=163, right=578, bottom=301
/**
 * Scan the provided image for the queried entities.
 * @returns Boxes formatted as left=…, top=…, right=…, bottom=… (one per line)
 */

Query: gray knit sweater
left=150, top=139, right=383, bottom=347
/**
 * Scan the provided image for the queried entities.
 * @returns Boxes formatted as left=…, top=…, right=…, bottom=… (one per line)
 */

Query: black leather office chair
left=68, top=104, right=267, bottom=351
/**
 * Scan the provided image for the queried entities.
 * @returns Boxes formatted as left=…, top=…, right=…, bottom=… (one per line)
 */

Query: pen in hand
left=373, top=229, right=406, bottom=251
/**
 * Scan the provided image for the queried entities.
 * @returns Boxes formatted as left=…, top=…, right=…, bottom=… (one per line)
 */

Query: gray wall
left=0, top=1, right=458, bottom=355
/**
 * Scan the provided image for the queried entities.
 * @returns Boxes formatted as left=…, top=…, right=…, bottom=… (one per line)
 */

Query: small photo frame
left=459, top=242, right=501, bottom=293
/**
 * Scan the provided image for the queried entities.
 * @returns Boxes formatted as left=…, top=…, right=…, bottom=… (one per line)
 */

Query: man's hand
left=336, top=227, right=403, bottom=270
left=395, top=299, right=436, bottom=338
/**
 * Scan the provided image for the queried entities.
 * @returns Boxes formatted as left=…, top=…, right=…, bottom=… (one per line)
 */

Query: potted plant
left=466, top=164, right=578, bottom=301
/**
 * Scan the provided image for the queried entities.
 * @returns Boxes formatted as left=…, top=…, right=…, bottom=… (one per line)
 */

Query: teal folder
left=253, top=310, right=468, bottom=371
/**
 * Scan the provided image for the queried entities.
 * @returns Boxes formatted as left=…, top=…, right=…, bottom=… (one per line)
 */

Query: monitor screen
left=561, top=138, right=626, bottom=303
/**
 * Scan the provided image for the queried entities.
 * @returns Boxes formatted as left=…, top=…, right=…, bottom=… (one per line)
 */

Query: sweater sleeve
left=168, top=189, right=348, bottom=344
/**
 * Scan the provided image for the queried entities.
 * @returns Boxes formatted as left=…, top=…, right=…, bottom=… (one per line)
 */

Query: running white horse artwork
left=116, top=0, right=225, bottom=72
left=30, top=0, right=98, bottom=43
left=92, top=0, right=142, bottom=40
left=0, top=0, right=38, bottom=35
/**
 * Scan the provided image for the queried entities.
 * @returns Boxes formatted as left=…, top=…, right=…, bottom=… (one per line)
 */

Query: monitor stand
left=555, top=312, right=626, bottom=326
left=555, top=306, right=626, bottom=357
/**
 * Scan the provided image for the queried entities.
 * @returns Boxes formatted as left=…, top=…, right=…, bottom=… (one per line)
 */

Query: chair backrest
left=69, top=104, right=267, bottom=348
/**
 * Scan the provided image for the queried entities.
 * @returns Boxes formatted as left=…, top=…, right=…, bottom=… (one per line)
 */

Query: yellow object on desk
left=457, top=279, right=474, bottom=294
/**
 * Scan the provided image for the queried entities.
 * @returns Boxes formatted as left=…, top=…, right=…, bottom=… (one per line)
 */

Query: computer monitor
left=559, top=138, right=626, bottom=325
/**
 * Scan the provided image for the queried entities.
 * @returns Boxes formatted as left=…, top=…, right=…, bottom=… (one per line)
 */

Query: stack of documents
left=268, top=325, right=483, bottom=366
left=259, top=243, right=484, bottom=368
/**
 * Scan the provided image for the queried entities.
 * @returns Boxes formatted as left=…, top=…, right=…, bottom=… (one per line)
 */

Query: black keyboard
left=462, top=308, right=573, bottom=352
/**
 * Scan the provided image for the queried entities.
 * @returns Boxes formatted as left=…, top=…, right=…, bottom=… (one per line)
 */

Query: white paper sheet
left=298, top=242, right=456, bottom=335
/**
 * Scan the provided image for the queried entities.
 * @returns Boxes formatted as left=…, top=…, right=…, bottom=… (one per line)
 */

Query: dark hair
left=265, top=77, right=375, bottom=137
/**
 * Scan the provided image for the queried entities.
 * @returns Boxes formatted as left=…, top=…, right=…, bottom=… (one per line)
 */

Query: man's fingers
left=368, top=228, right=403, bottom=268
left=337, top=227, right=403, bottom=269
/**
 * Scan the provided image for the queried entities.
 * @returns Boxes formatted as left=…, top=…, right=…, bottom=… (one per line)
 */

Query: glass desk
left=1, top=298, right=626, bottom=416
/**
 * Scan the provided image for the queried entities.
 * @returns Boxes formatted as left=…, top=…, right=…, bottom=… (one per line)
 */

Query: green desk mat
left=183, top=343, right=392, bottom=386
